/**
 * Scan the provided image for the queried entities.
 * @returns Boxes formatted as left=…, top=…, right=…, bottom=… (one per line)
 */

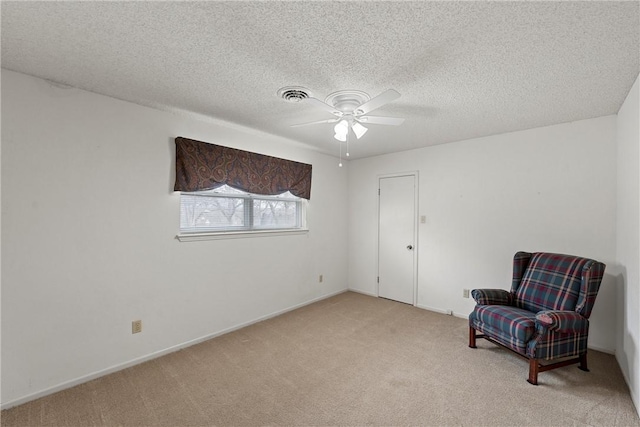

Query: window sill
left=176, top=229, right=309, bottom=242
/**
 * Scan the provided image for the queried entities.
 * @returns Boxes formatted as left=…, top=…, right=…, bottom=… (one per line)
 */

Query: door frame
left=376, top=171, right=419, bottom=306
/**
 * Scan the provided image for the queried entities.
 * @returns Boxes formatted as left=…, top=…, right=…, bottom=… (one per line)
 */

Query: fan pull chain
left=346, top=130, right=350, bottom=158
left=338, top=139, right=343, bottom=167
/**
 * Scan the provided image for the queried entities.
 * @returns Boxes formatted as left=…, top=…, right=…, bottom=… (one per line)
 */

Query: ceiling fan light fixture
left=333, top=119, right=349, bottom=141
left=288, top=88, right=404, bottom=162
left=352, top=122, right=368, bottom=139
left=334, top=119, right=348, bottom=133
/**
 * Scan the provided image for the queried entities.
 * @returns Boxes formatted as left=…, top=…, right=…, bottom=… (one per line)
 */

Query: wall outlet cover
left=132, top=320, right=142, bottom=334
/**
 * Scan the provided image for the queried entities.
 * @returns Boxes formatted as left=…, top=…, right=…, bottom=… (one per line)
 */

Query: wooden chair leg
left=578, top=352, right=589, bottom=372
left=527, top=358, right=539, bottom=385
left=469, top=326, right=477, bottom=348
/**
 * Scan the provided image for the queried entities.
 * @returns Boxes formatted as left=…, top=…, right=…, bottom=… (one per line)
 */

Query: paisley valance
left=174, top=137, right=312, bottom=200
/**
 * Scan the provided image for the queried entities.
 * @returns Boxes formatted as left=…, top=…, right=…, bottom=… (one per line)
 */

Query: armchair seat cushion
left=471, top=305, right=537, bottom=343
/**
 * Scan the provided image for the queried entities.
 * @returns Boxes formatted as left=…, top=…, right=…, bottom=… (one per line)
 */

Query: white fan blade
left=305, top=97, right=342, bottom=116
left=358, top=115, right=405, bottom=126
left=354, top=89, right=401, bottom=115
left=290, top=118, right=339, bottom=128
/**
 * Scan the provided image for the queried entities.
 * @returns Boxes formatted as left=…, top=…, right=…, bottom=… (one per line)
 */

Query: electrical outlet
left=463, top=289, right=470, bottom=298
left=420, top=215, right=426, bottom=224
left=319, top=274, right=323, bottom=283
left=132, top=320, right=142, bottom=334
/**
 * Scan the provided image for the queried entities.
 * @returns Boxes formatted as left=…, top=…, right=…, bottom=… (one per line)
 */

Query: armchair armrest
left=471, top=289, right=512, bottom=306
left=535, top=311, right=588, bottom=334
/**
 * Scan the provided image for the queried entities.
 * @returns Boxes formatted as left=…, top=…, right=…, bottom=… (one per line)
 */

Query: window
left=180, top=185, right=306, bottom=233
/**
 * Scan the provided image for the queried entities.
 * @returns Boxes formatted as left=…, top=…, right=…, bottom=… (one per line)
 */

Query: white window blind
left=180, top=185, right=305, bottom=233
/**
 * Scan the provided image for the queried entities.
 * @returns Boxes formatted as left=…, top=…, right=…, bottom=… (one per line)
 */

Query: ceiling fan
left=290, top=89, right=405, bottom=142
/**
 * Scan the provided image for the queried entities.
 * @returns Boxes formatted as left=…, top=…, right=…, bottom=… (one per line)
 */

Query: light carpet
left=2, top=291, right=638, bottom=426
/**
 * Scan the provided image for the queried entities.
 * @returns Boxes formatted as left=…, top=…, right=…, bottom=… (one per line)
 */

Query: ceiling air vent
left=278, top=86, right=311, bottom=103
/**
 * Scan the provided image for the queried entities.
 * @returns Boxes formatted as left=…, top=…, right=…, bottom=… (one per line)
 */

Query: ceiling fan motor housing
left=325, top=90, right=371, bottom=113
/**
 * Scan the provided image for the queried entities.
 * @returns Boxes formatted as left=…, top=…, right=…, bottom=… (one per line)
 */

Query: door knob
left=407, top=245, right=413, bottom=250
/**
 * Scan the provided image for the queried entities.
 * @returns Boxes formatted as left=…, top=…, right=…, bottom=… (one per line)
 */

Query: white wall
left=1, top=70, right=349, bottom=406
left=0, top=67, right=3, bottom=407
left=1, top=67, right=632, bottom=410
left=616, top=74, right=640, bottom=415
left=348, top=116, right=618, bottom=352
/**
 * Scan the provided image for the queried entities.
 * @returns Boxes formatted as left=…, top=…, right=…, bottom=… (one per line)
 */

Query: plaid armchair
left=468, top=251, right=605, bottom=385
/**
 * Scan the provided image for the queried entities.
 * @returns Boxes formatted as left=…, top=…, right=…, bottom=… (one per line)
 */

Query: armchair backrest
left=510, top=252, right=605, bottom=318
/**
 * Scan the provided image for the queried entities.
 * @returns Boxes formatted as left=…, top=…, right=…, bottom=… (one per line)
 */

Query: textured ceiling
left=2, top=1, right=639, bottom=159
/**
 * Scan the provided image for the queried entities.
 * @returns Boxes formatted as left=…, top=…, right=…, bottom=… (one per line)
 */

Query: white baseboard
left=417, top=304, right=447, bottom=315
left=347, top=288, right=378, bottom=297
left=588, top=344, right=615, bottom=355
left=0, top=289, right=347, bottom=410
left=616, top=353, right=640, bottom=418
left=416, top=303, right=468, bottom=319
left=633, top=389, right=640, bottom=420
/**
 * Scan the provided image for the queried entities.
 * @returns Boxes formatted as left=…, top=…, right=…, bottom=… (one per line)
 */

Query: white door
left=378, top=174, right=416, bottom=305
